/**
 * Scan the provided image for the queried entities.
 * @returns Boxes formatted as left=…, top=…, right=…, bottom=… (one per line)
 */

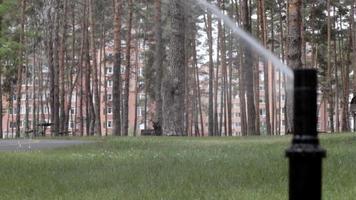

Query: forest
left=0, top=0, right=355, bottom=138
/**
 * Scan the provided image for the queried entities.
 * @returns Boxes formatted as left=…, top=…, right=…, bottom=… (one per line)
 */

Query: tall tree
left=162, top=0, right=185, bottom=136
left=15, top=0, right=26, bottom=138
left=258, top=0, right=271, bottom=135
left=204, top=14, right=214, bottom=136
left=326, top=0, right=334, bottom=133
left=89, top=0, right=101, bottom=136
left=153, top=0, right=163, bottom=135
left=242, top=0, right=256, bottom=135
left=286, top=0, right=302, bottom=134
left=113, top=0, right=122, bottom=136
left=52, top=0, right=61, bottom=136
left=123, top=0, right=133, bottom=136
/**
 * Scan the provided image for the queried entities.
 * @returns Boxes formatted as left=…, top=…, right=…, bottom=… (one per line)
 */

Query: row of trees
left=0, top=0, right=355, bottom=137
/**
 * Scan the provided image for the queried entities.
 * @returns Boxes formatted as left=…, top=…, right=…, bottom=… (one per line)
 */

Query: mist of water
left=188, top=0, right=294, bottom=79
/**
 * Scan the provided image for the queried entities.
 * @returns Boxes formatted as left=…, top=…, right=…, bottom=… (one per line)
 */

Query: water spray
left=192, top=0, right=294, bottom=79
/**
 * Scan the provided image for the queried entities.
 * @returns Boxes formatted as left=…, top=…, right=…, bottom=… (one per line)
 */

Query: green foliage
left=0, top=0, right=17, bottom=16
left=0, top=0, right=21, bottom=95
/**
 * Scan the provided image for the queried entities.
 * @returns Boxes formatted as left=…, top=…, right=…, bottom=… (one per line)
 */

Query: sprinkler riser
left=286, top=69, right=326, bottom=200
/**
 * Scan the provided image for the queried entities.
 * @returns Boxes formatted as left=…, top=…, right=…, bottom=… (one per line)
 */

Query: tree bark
left=89, top=0, right=101, bottom=136
left=153, top=0, right=163, bottom=136
left=326, top=0, right=334, bottom=133
left=16, top=0, right=26, bottom=138
left=286, top=0, right=302, bottom=134
left=113, top=0, right=122, bottom=136
left=258, top=0, right=271, bottom=135
left=123, top=0, right=133, bottom=136
left=59, top=0, right=68, bottom=135
left=204, top=14, right=214, bottom=136
left=242, top=0, right=256, bottom=135
left=162, top=0, right=186, bottom=136
left=52, top=1, right=61, bottom=136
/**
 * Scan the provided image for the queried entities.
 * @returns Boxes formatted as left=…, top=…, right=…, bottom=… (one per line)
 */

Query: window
left=138, top=107, right=143, bottom=117
left=70, top=121, right=74, bottom=129
left=107, top=107, right=112, bottom=115
left=106, top=67, right=113, bottom=75
left=70, top=108, right=75, bottom=115
left=107, top=121, right=112, bottom=128
left=107, top=94, right=112, bottom=101
left=20, top=106, right=26, bottom=114
left=139, top=67, right=144, bottom=77
left=44, top=107, right=49, bottom=114
left=139, top=93, right=145, bottom=101
left=27, top=107, right=32, bottom=114
left=107, top=80, right=113, bottom=87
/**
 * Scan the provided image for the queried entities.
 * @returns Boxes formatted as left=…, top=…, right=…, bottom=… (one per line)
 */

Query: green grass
left=0, top=134, right=355, bottom=200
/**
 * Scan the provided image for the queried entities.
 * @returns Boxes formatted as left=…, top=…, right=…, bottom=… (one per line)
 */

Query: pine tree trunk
left=162, top=0, right=186, bottom=136
left=204, top=14, right=215, bottom=136
left=59, top=0, right=68, bottom=135
left=78, top=7, right=85, bottom=136
left=153, top=0, right=163, bottom=136
left=192, top=31, right=204, bottom=136
left=242, top=0, right=256, bottom=135
left=133, top=30, right=140, bottom=137
left=215, top=25, right=220, bottom=136
left=122, top=0, right=133, bottom=136
left=103, top=37, right=108, bottom=136
left=89, top=0, right=101, bottom=136
left=16, top=0, right=26, bottom=138
left=286, top=0, right=302, bottom=134
left=258, top=0, right=271, bottom=135
left=32, top=41, right=37, bottom=136
left=113, top=0, right=122, bottom=136
left=335, top=5, right=339, bottom=132
left=327, top=0, right=335, bottom=133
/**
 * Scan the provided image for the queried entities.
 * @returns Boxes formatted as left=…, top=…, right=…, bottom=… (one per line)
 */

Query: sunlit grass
left=0, top=133, right=355, bottom=199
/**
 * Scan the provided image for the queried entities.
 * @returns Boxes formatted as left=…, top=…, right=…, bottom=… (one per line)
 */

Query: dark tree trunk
left=113, top=0, right=122, bottom=136
left=152, top=0, right=163, bottom=136
left=89, top=0, right=101, bottom=136
left=162, top=0, right=186, bottom=136
left=242, top=0, right=256, bottom=135
left=258, top=0, right=271, bottom=135
left=52, top=1, right=61, bottom=136
left=16, top=0, right=26, bottom=138
left=204, top=14, right=214, bottom=136
left=59, top=0, right=68, bottom=135
left=123, top=0, right=133, bottom=136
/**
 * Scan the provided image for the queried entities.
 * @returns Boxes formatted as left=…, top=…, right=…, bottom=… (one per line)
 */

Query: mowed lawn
left=0, top=134, right=355, bottom=200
